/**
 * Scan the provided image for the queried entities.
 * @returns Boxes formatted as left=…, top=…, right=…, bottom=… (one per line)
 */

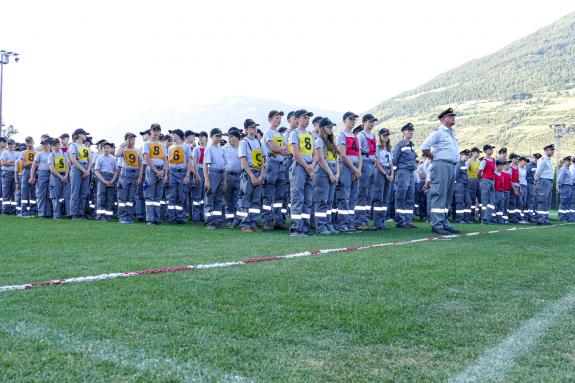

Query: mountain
left=367, top=11, right=575, bottom=157
left=109, top=96, right=343, bottom=142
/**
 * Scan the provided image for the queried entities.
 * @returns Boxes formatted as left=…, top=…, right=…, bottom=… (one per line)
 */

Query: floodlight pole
left=0, top=50, right=20, bottom=137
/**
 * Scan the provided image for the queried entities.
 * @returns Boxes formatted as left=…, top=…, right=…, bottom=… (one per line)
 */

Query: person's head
left=286, top=111, right=297, bottom=130
left=401, top=123, right=414, bottom=140
left=140, top=129, right=151, bottom=142
left=312, top=116, right=322, bottom=132
left=40, top=138, right=51, bottom=152
left=495, top=159, right=505, bottom=171
left=198, top=131, right=208, bottom=145
left=51, top=138, right=61, bottom=152
left=210, top=128, right=223, bottom=145
left=72, top=128, right=90, bottom=143
left=268, top=110, right=284, bottom=129
left=319, top=118, right=337, bottom=154
left=543, top=144, right=555, bottom=157
left=470, top=147, right=480, bottom=159
left=59, top=133, right=70, bottom=146
left=256, top=129, right=264, bottom=141
left=483, top=144, right=495, bottom=156
left=563, top=156, right=572, bottom=167
left=438, top=107, right=456, bottom=128
left=0, top=137, right=6, bottom=149
left=518, top=156, right=528, bottom=167
left=498, top=147, right=508, bottom=159
left=227, top=129, right=241, bottom=147
left=295, top=109, right=313, bottom=129
left=6, top=139, right=16, bottom=151
left=243, top=119, right=259, bottom=138
left=362, top=114, right=378, bottom=131
left=532, top=153, right=541, bottom=162
left=24, top=136, right=34, bottom=149
left=150, top=123, right=161, bottom=140
left=95, top=139, right=106, bottom=153
left=460, top=150, right=470, bottom=161
left=169, top=129, right=184, bottom=144
left=343, top=111, right=358, bottom=130
left=102, top=142, right=112, bottom=155
left=124, top=132, right=137, bottom=148
left=378, top=128, right=391, bottom=151
left=509, top=153, right=519, bottom=164
left=184, top=130, right=196, bottom=145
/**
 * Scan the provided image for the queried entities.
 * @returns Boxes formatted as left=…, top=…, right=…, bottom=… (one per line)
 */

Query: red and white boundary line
left=0, top=224, right=568, bottom=293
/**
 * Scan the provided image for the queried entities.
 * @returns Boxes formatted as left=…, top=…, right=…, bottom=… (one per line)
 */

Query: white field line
left=0, top=320, right=253, bottom=383
left=447, top=285, right=575, bottom=383
left=0, top=224, right=569, bottom=294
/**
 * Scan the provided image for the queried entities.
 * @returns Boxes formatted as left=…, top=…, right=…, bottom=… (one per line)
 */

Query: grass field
left=1, top=215, right=574, bottom=382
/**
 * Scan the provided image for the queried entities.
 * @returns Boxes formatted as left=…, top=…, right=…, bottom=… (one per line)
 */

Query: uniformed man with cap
left=525, top=153, right=541, bottom=222
left=20, top=137, right=37, bottom=216
left=116, top=132, right=143, bottom=224
left=68, top=129, right=92, bottom=218
left=222, top=127, right=242, bottom=227
left=355, top=114, right=378, bottom=230
left=454, top=149, right=473, bottom=223
left=421, top=107, right=461, bottom=235
left=203, top=128, right=227, bottom=229
left=392, top=123, right=417, bottom=228
left=262, top=110, right=289, bottom=230
left=282, top=111, right=298, bottom=218
left=142, top=123, right=168, bottom=225
left=534, top=144, right=555, bottom=225
left=238, top=118, right=265, bottom=233
left=135, top=128, right=151, bottom=221
left=166, top=128, right=191, bottom=224
left=0, top=139, right=18, bottom=214
left=30, top=138, right=53, bottom=218
left=556, top=155, right=572, bottom=222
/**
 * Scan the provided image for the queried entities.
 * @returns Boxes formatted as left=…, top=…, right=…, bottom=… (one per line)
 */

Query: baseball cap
left=210, top=128, right=223, bottom=137
left=294, top=109, right=313, bottom=118
left=312, top=116, right=323, bottom=125
left=72, top=128, right=90, bottom=136
left=319, top=118, right=336, bottom=128
left=362, top=113, right=378, bottom=123
left=401, top=123, right=414, bottom=131
left=244, top=119, right=259, bottom=129
left=343, top=111, right=359, bottom=121
left=483, top=144, right=495, bottom=151
left=169, top=129, right=185, bottom=139
left=59, top=133, right=69, bottom=139
left=353, top=126, right=364, bottom=135
left=268, top=110, right=284, bottom=119
left=378, top=128, right=390, bottom=136
left=198, top=131, right=208, bottom=138
left=150, top=123, right=161, bottom=131
left=184, top=130, right=195, bottom=138
left=124, top=132, right=137, bottom=140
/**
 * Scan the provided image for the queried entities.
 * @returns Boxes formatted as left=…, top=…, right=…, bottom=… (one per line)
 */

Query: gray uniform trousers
left=372, top=168, right=392, bottom=229
left=570, top=185, right=575, bottom=222
left=519, top=184, right=528, bottom=221
left=166, top=168, right=186, bottom=223
left=454, top=181, right=471, bottom=222
left=238, top=169, right=262, bottom=228
left=135, top=164, right=146, bottom=220
left=526, top=182, right=537, bottom=222
left=313, top=162, right=336, bottom=233
left=96, top=171, right=115, bottom=219
left=336, top=163, right=359, bottom=231
left=20, top=168, right=37, bottom=215
left=494, top=191, right=506, bottom=223
left=282, top=156, right=293, bottom=217
left=467, top=178, right=481, bottom=219
left=1, top=170, right=16, bottom=214
left=144, top=166, right=165, bottom=223
left=0, top=168, right=2, bottom=209
left=49, top=173, right=70, bottom=219
left=262, top=157, right=286, bottom=225
left=224, top=172, right=240, bottom=224
left=35, top=170, right=53, bottom=217
left=535, top=178, right=552, bottom=224
left=508, top=188, right=522, bottom=223
left=117, top=168, right=138, bottom=222
left=191, top=169, right=205, bottom=222
left=480, top=178, right=496, bottom=223
left=429, top=160, right=457, bottom=230
left=394, top=168, right=415, bottom=226
left=354, top=158, right=375, bottom=226
left=70, top=165, right=90, bottom=218
left=205, top=168, right=225, bottom=226
left=558, top=184, right=572, bottom=222
left=290, top=163, right=313, bottom=233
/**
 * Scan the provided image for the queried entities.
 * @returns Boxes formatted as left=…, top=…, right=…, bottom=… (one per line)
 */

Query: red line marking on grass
left=0, top=224, right=569, bottom=293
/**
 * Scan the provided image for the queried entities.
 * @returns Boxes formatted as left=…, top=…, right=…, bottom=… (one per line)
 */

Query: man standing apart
left=534, top=144, right=555, bottom=225
left=421, top=108, right=461, bottom=235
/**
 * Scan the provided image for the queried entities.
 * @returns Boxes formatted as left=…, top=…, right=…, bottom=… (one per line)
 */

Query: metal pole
left=0, top=60, right=4, bottom=138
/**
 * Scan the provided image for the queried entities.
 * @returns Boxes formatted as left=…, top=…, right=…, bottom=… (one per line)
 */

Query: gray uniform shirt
left=421, top=125, right=460, bottom=163
left=392, top=139, right=416, bottom=171
left=264, top=129, right=285, bottom=161
left=204, top=145, right=226, bottom=171
left=0, top=150, right=18, bottom=171
left=34, top=151, right=51, bottom=171
left=534, top=155, right=554, bottom=180
left=359, top=131, right=377, bottom=161
left=557, top=165, right=573, bottom=186
left=223, top=144, right=242, bottom=173
left=143, top=141, right=167, bottom=167
left=289, top=129, right=314, bottom=163
left=336, top=131, right=359, bottom=165
left=239, top=137, right=263, bottom=168
left=95, top=155, right=118, bottom=174
left=69, top=143, right=91, bottom=165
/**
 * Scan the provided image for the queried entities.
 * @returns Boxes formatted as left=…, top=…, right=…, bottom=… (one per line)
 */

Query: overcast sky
left=1, top=0, right=573, bottom=141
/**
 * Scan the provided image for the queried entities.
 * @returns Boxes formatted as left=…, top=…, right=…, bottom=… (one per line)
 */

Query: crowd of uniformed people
left=1, top=107, right=573, bottom=235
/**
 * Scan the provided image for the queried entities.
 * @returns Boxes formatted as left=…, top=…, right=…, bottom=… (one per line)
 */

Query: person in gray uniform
left=142, top=123, right=167, bottom=225
left=570, top=159, right=575, bottom=222
left=282, top=111, right=298, bottom=218
left=191, top=132, right=208, bottom=222
left=203, top=128, right=227, bottom=229
left=313, top=118, right=339, bottom=235
left=289, top=109, right=317, bottom=236
left=355, top=114, right=378, bottom=230
left=223, top=128, right=242, bottom=227
left=454, top=149, right=473, bottom=223
left=556, top=155, right=572, bottom=222
left=94, top=142, right=118, bottom=221
left=262, top=110, right=289, bottom=231
left=166, top=129, right=191, bottom=224
left=373, top=128, right=394, bottom=230
left=116, top=132, right=143, bottom=224
left=20, top=137, right=38, bottom=216
left=238, top=119, right=265, bottom=233
left=30, top=138, right=53, bottom=218
left=0, top=139, right=18, bottom=214
left=392, top=123, right=417, bottom=228
left=47, top=138, right=70, bottom=219
left=134, top=129, right=150, bottom=221
left=69, top=129, right=92, bottom=218
left=421, top=107, right=461, bottom=235
left=534, top=144, right=555, bottom=225
left=525, top=153, right=540, bottom=222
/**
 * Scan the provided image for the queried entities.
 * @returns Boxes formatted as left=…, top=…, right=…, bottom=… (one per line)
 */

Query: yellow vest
left=468, top=158, right=480, bottom=179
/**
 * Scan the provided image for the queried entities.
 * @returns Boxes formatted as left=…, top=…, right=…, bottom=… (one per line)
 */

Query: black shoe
left=406, top=224, right=417, bottom=229
left=444, top=227, right=461, bottom=234
left=431, top=228, right=450, bottom=235
left=396, top=224, right=408, bottom=229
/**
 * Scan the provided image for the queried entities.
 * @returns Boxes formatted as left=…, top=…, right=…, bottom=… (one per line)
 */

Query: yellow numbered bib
left=326, top=149, right=336, bottom=161
left=273, top=135, right=284, bottom=149
left=169, top=146, right=184, bottom=164
left=24, top=150, right=36, bottom=163
left=17, top=161, right=23, bottom=175
left=124, top=150, right=139, bottom=167
left=149, top=143, right=164, bottom=160
left=54, top=155, right=67, bottom=173
left=251, top=149, right=263, bottom=169
left=77, top=146, right=90, bottom=161
left=298, top=133, right=313, bottom=155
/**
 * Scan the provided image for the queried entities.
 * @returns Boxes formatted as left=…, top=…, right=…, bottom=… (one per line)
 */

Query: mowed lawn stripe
left=1, top=225, right=574, bottom=381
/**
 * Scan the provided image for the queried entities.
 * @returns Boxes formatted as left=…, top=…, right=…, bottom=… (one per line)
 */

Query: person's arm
left=317, top=148, right=335, bottom=179
left=477, top=160, right=486, bottom=179
left=375, top=159, right=386, bottom=176
left=14, top=166, right=20, bottom=189
left=184, top=152, right=192, bottom=185
left=110, top=163, right=119, bottom=184
left=203, top=161, right=210, bottom=191
left=241, top=157, right=258, bottom=185
left=1, top=156, right=15, bottom=167
left=337, top=144, right=357, bottom=174
left=94, top=169, right=107, bottom=184
left=29, top=158, right=39, bottom=184
left=334, top=159, right=340, bottom=182
left=267, top=139, right=285, bottom=154
left=258, top=156, right=266, bottom=182
left=421, top=131, right=436, bottom=161
left=534, top=160, right=543, bottom=181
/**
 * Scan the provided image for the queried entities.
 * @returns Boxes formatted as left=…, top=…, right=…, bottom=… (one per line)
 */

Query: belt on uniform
left=170, top=168, right=185, bottom=172
left=226, top=171, right=240, bottom=176
left=153, top=165, right=164, bottom=170
left=209, top=168, right=224, bottom=173
left=434, top=159, right=457, bottom=165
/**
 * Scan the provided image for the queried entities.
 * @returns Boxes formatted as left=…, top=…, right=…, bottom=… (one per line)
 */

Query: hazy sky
left=1, top=0, right=573, bottom=141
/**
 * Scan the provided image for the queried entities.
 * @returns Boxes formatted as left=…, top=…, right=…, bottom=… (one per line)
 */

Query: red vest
left=494, top=172, right=505, bottom=191
left=502, top=171, right=512, bottom=191
left=199, top=147, right=205, bottom=164
left=482, top=158, right=495, bottom=180
left=510, top=165, right=519, bottom=183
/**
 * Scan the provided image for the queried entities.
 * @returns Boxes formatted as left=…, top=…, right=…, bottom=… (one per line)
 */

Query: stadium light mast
left=0, top=50, right=20, bottom=137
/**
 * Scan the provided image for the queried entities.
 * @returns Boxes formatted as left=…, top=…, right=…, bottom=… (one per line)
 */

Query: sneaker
left=405, top=224, right=417, bottom=229
left=444, top=227, right=461, bottom=234
left=431, top=228, right=450, bottom=235
left=241, top=227, right=255, bottom=233
left=273, top=223, right=288, bottom=230
left=205, top=224, right=217, bottom=230
left=316, top=230, right=331, bottom=236
left=262, top=223, right=275, bottom=231
left=119, top=220, right=133, bottom=224
left=355, top=225, right=370, bottom=231
left=290, top=231, right=306, bottom=237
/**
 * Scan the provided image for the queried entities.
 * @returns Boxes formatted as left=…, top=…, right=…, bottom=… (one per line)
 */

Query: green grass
left=1, top=216, right=574, bottom=382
